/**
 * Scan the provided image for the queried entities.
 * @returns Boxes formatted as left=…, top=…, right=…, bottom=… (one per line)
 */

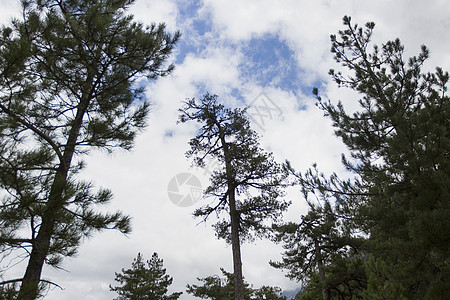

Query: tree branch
left=0, top=102, right=64, bottom=168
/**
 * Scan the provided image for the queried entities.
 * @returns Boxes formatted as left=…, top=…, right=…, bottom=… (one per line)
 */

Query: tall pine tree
left=179, top=94, right=289, bottom=300
left=292, top=16, right=449, bottom=298
left=0, top=0, right=179, bottom=298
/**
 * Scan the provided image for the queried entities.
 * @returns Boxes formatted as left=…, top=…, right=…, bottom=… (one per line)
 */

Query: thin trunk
left=218, top=126, right=245, bottom=300
left=314, top=239, right=330, bottom=300
left=18, top=91, right=91, bottom=299
left=17, top=171, right=66, bottom=300
left=229, top=189, right=244, bottom=300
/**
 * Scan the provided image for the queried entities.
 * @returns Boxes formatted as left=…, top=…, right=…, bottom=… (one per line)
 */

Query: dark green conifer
left=285, top=15, right=449, bottom=299
left=0, top=0, right=179, bottom=298
left=186, top=268, right=285, bottom=300
left=179, top=94, right=289, bottom=300
left=272, top=200, right=366, bottom=300
left=111, top=253, right=182, bottom=300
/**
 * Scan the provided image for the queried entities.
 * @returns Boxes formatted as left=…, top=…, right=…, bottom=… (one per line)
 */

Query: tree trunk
left=18, top=91, right=91, bottom=299
left=229, top=189, right=245, bottom=300
left=218, top=126, right=245, bottom=300
left=17, top=225, right=53, bottom=299
left=314, top=239, right=330, bottom=300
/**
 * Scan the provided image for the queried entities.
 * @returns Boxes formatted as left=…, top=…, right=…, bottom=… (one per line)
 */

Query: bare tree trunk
left=229, top=189, right=245, bottom=300
left=17, top=217, right=54, bottom=299
left=314, top=239, right=330, bottom=300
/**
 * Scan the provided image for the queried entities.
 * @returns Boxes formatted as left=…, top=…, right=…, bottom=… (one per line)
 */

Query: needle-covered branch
left=179, top=93, right=289, bottom=241
left=0, top=0, right=179, bottom=298
left=282, top=15, right=449, bottom=299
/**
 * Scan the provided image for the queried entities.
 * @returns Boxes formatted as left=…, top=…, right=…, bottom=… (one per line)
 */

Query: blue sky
left=168, top=0, right=311, bottom=103
left=1, top=0, right=450, bottom=299
left=240, top=35, right=303, bottom=92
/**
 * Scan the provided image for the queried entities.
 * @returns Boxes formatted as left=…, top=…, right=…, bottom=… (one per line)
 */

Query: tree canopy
left=110, top=252, right=182, bottom=300
left=271, top=200, right=366, bottom=299
left=0, top=0, right=179, bottom=298
left=273, top=15, right=449, bottom=299
left=186, top=268, right=286, bottom=300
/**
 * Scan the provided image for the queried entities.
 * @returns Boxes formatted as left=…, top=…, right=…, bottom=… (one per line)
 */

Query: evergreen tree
left=293, top=16, right=449, bottom=299
left=110, top=252, right=182, bottom=300
left=271, top=199, right=366, bottom=300
left=252, top=286, right=287, bottom=300
left=179, top=94, right=289, bottom=299
left=186, top=268, right=285, bottom=300
left=0, top=0, right=179, bottom=298
left=186, top=268, right=251, bottom=299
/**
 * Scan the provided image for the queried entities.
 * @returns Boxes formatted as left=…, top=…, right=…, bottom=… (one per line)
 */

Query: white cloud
left=0, top=0, right=20, bottom=25
left=202, top=0, right=450, bottom=84
left=130, top=0, right=179, bottom=32
left=172, top=46, right=243, bottom=96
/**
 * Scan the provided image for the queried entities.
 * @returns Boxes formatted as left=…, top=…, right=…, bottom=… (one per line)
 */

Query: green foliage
left=0, top=283, right=19, bottom=300
left=111, top=252, right=182, bottom=300
left=186, top=268, right=285, bottom=300
left=284, top=15, right=449, bottom=299
left=272, top=200, right=367, bottom=299
left=0, top=280, right=51, bottom=300
left=0, top=0, right=179, bottom=297
left=362, top=256, right=407, bottom=300
left=253, top=286, right=286, bottom=300
left=186, top=268, right=249, bottom=299
left=179, top=94, right=289, bottom=299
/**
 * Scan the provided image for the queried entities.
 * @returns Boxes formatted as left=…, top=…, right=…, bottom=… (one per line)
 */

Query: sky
left=1, top=0, right=450, bottom=299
